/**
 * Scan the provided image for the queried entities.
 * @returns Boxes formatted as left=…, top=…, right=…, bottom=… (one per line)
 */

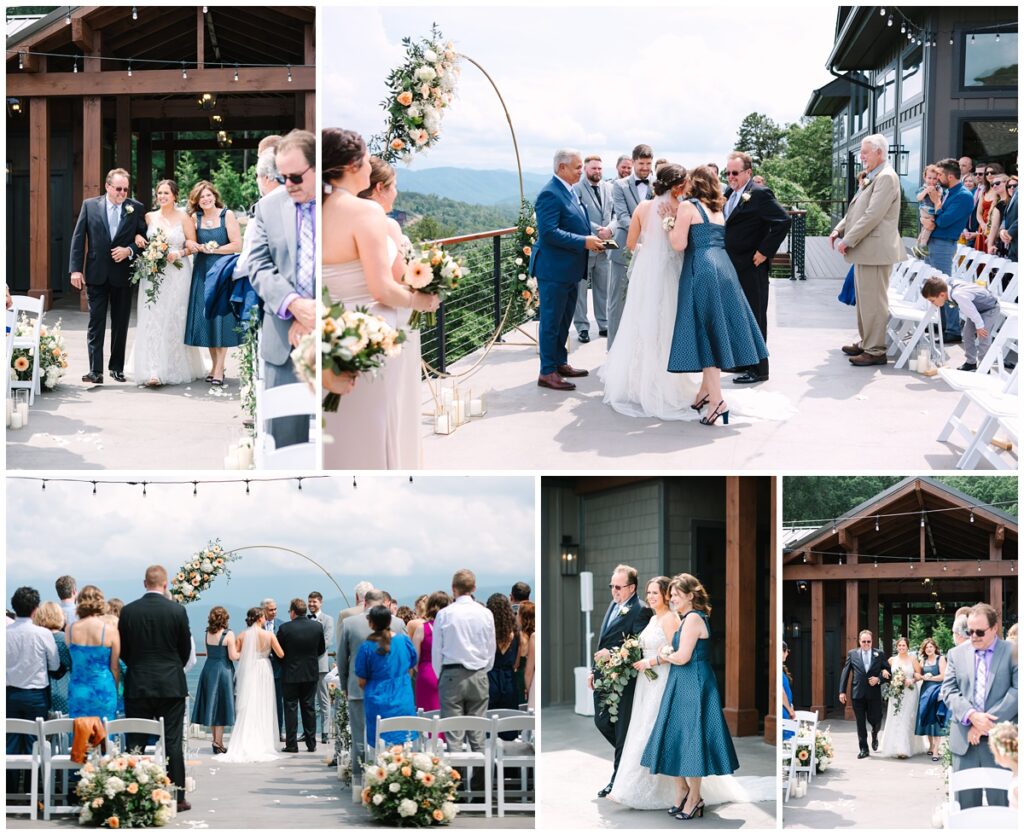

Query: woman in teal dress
left=33, top=602, right=72, bottom=715
left=191, top=606, right=240, bottom=754
left=641, top=574, right=739, bottom=821
left=666, top=167, right=768, bottom=427
left=184, top=179, right=242, bottom=386
left=355, top=606, right=418, bottom=747
left=914, top=637, right=949, bottom=761
left=782, top=641, right=795, bottom=741
left=65, top=586, right=119, bottom=722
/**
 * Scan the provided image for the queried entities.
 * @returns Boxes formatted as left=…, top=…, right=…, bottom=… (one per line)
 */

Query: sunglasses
left=991, top=179, right=1007, bottom=187
left=859, top=639, right=872, bottom=644
left=725, top=170, right=744, bottom=177
left=109, top=186, right=129, bottom=193
left=608, top=583, right=635, bottom=591
left=967, top=628, right=992, bottom=638
left=275, top=165, right=312, bottom=186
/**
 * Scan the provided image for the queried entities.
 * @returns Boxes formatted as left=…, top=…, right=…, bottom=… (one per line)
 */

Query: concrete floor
left=540, top=704, right=777, bottom=829
left=420, top=276, right=1011, bottom=471
left=781, top=718, right=947, bottom=829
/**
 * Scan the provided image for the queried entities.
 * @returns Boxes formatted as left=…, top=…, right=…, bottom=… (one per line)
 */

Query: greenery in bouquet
left=882, top=666, right=909, bottom=715
left=402, top=243, right=466, bottom=329
left=11, top=315, right=68, bottom=391
left=508, top=200, right=539, bottom=322
left=329, top=681, right=353, bottom=783
left=321, top=289, right=407, bottom=412
left=593, top=636, right=644, bottom=723
left=811, top=726, right=834, bottom=772
left=76, top=749, right=176, bottom=828
left=170, top=539, right=237, bottom=604
left=361, top=742, right=460, bottom=827
left=131, top=227, right=183, bottom=307
left=237, top=315, right=261, bottom=436
left=290, top=329, right=317, bottom=392
left=372, top=24, right=460, bottom=164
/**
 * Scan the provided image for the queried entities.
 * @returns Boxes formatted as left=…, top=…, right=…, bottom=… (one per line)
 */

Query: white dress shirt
left=7, top=618, right=60, bottom=689
left=60, top=599, right=78, bottom=628
left=432, top=595, right=496, bottom=677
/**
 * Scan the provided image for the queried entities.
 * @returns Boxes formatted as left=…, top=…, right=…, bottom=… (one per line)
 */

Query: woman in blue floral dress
left=65, top=586, right=119, bottom=722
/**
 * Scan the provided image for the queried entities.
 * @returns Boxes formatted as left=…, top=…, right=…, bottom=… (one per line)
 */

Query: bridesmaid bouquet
left=403, top=243, right=466, bottom=329
left=76, top=750, right=176, bottom=828
left=131, top=228, right=183, bottom=307
left=594, top=636, right=647, bottom=722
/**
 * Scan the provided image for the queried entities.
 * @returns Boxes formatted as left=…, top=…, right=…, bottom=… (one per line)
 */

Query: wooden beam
left=71, top=18, right=94, bottom=52
left=810, top=580, right=825, bottom=718
left=7, top=66, right=315, bottom=97
left=15, top=51, right=40, bottom=73
left=765, top=477, right=778, bottom=746
left=843, top=579, right=859, bottom=720
left=783, top=561, right=1017, bottom=580
left=196, top=7, right=205, bottom=69
left=115, top=96, right=131, bottom=169
left=994, top=527, right=1006, bottom=551
left=128, top=97, right=289, bottom=120
left=83, top=29, right=102, bottom=75
left=81, top=94, right=102, bottom=312
left=150, top=138, right=265, bottom=151
left=868, top=580, right=879, bottom=646
left=724, top=477, right=759, bottom=736
left=28, top=97, right=51, bottom=309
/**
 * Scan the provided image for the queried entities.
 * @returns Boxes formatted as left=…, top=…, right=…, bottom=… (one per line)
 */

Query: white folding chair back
left=946, top=804, right=1017, bottom=829
left=253, top=382, right=317, bottom=468
left=492, top=715, right=535, bottom=816
left=791, top=710, right=819, bottom=780
left=887, top=294, right=945, bottom=369
left=39, top=717, right=82, bottom=820
left=947, top=766, right=1014, bottom=814
left=780, top=718, right=800, bottom=803
left=994, top=263, right=1018, bottom=302
left=5, top=718, right=42, bottom=820
left=435, top=716, right=494, bottom=817
left=374, top=715, right=439, bottom=753
left=9, top=294, right=44, bottom=404
left=104, top=717, right=166, bottom=765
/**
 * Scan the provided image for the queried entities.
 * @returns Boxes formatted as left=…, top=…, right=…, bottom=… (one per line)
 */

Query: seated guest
left=355, top=606, right=417, bottom=747
left=32, top=601, right=72, bottom=716
left=920, top=275, right=1001, bottom=371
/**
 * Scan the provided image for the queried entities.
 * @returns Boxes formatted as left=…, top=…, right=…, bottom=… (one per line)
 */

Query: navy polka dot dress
left=667, top=199, right=768, bottom=373
left=641, top=610, right=739, bottom=778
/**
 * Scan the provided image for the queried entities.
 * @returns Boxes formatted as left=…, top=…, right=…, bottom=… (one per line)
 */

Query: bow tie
left=307, top=613, right=316, bottom=620
left=635, top=178, right=649, bottom=186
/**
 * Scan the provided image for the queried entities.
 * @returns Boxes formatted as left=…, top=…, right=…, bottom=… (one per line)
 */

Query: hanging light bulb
left=949, top=35, right=954, bottom=45
left=142, top=482, right=147, bottom=497
left=233, top=64, right=239, bottom=82
left=920, top=511, right=925, bottom=528
left=65, top=8, right=72, bottom=25
left=977, top=560, right=982, bottom=572
left=353, top=476, right=358, bottom=489
left=73, top=58, right=78, bottom=73
left=900, top=22, right=906, bottom=34
left=41, top=480, right=46, bottom=491
left=970, top=33, right=975, bottom=43
left=127, top=60, right=132, bottom=78
left=245, top=479, right=250, bottom=495
left=92, top=481, right=97, bottom=495
left=996, top=33, right=1000, bottom=43
left=131, top=6, right=138, bottom=22
left=832, top=519, right=837, bottom=534
left=18, top=53, right=23, bottom=70
left=297, top=477, right=303, bottom=491
left=970, top=509, right=974, bottom=523
left=181, top=62, right=188, bottom=79
left=203, top=5, right=208, bottom=12
left=409, top=475, right=414, bottom=483
left=287, top=64, right=293, bottom=83
left=880, top=8, right=886, bottom=16
left=875, top=515, right=880, bottom=532
left=874, top=558, right=879, bottom=569
left=887, top=16, right=894, bottom=28
left=193, top=481, right=198, bottom=496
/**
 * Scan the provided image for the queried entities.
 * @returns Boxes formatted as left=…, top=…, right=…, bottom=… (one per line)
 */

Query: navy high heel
left=675, top=799, right=705, bottom=820
left=690, top=395, right=709, bottom=413
left=700, top=401, right=729, bottom=426
left=667, top=791, right=688, bottom=815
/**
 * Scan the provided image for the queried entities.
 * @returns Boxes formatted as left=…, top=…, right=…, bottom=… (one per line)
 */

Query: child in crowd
left=988, top=721, right=1018, bottom=808
left=912, top=165, right=943, bottom=259
left=920, top=275, right=1001, bottom=372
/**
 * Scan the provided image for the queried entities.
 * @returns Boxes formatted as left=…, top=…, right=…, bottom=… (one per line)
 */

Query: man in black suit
left=588, top=564, right=653, bottom=797
left=69, top=167, right=148, bottom=384
left=262, top=598, right=285, bottom=741
left=838, top=629, right=891, bottom=758
left=276, top=597, right=325, bottom=753
left=722, top=151, right=791, bottom=384
left=118, top=565, right=193, bottom=812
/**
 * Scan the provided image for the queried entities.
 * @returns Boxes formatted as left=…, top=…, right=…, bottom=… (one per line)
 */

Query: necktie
left=862, top=650, right=869, bottom=670
left=297, top=202, right=315, bottom=298
left=592, top=184, right=602, bottom=209
left=725, top=188, right=741, bottom=219
left=108, top=202, right=120, bottom=239
left=974, top=649, right=988, bottom=711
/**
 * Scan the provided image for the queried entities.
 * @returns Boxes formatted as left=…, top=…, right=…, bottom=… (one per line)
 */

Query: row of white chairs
left=780, top=709, right=819, bottom=803
left=7, top=294, right=44, bottom=406
left=946, top=766, right=1017, bottom=829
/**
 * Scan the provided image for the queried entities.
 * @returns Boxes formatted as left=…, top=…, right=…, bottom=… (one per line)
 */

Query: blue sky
left=322, top=2, right=839, bottom=173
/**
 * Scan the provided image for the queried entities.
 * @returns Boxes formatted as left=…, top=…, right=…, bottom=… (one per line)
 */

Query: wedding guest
left=839, top=628, right=889, bottom=757
left=1000, top=167, right=1018, bottom=262
left=337, top=588, right=386, bottom=764
left=511, top=583, right=532, bottom=699
left=235, top=149, right=283, bottom=277
left=66, top=585, right=119, bottom=723
left=103, top=598, right=124, bottom=626
left=975, top=163, right=1005, bottom=252
left=608, top=144, right=655, bottom=346
left=706, top=162, right=720, bottom=180
left=381, top=591, right=398, bottom=616
left=572, top=155, right=614, bottom=342
left=432, top=569, right=496, bottom=752
left=952, top=609, right=971, bottom=646
left=782, top=640, right=795, bottom=740
left=911, top=164, right=943, bottom=259
left=614, top=155, right=633, bottom=180
left=486, top=594, right=520, bottom=737
left=322, top=128, right=438, bottom=467
left=191, top=606, right=240, bottom=754
left=988, top=722, right=1018, bottom=808
left=920, top=274, right=999, bottom=372
left=985, top=172, right=1011, bottom=256
left=963, top=173, right=977, bottom=193
left=32, top=601, right=71, bottom=716
left=519, top=601, right=536, bottom=710
left=258, top=134, right=282, bottom=155
left=1007, top=623, right=1018, bottom=646
left=262, top=598, right=285, bottom=741
left=183, top=180, right=242, bottom=386
left=306, top=592, right=335, bottom=744
left=510, top=582, right=531, bottom=613
left=405, top=594, right=428, bottom=639
left=338, top=581, right=373, bottom=625
left=412, top=591, right=449, bottom=712
left=959, top=156, right=974, bottom=180
left=395, top=606, right=415, bottom=627
left=355, top=606, right=417, bottom=747
left=830, top=135, right=905, bottom=367
left=752, top=175, right=766, bottom=186
left=915, top=637, right=948, bottom=761
left=56, top=575, right=78, bottom=627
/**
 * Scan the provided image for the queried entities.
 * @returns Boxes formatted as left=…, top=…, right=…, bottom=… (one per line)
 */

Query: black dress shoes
left=871, top=732, right=879, bottom=751
left=857, top=750, right=869, bottom=759
left=109, top=371, right=127, bottom=382
left=82, top=372, right=103, bottom=384
left=599, top=329, right=608, bottom=337
left=958, top=362, right=978, bottom=372
left=321, top=733, right=329, bottom=744
left=283, top=745, right=299, bottom=753
left=177, top=800, right=192, bottom=813
left=597, top=782, right=613, bottom=798
left=578, top=330, right=590, bottom=343
left=733, top=370, right=767, bottom=384
left=944, top=334, right=963, bottom=344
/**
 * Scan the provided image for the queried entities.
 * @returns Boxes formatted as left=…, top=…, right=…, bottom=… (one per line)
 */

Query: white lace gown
left=880, top=655, right=927, bottom=758
left=599, top=194, right=794, bottom=423
left=129, top=218, right=208, bottom=385
left=216, top=626, right=280, bottom=763
left=608, top=616, right=776, bottom=809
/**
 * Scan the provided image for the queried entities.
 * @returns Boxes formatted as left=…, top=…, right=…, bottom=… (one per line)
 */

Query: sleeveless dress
left=641, top=610, right=740, bottom=778
left=667, top=199, right=769, bottom=374
left=217, top=627, right=279, bottom=762
left=191, top=632, right=236, bottom=727
left=67, top=623, right=118, bottom=721
left=879, top=655, right=926, bottom=758
left=323, top=237, right=422, bottom=469
left=915, top=657, right=949, bottom=737
left=355, top=633, right=418, bottom=746
left=129, top=216, right=207, bottom=384
left=185, top=207, right=242, bottom=348
left=50, top=631, right=72, bottom=716
left=414, top=621, right=440, bottom=711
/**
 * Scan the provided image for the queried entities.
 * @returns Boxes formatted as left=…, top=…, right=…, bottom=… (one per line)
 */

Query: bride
left=216, top=607, right=284, bottom=763
left=129, top=179, right=207, bottom=387
left=608, top=577, right=775, bottom=810
left=879, top=637, right=927, bottom=759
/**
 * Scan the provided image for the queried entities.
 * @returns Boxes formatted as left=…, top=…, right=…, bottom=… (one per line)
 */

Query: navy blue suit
left=529, top=176, right=591, bottom=375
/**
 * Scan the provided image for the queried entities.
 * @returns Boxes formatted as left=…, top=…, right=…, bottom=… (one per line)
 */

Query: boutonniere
left=123, top=205, right=134, bottom=215
left=618, top=605, right=631, bottom=617
left=741, top=192, right=752, bottom=204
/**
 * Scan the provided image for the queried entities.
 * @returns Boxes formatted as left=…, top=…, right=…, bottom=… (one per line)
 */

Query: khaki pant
left=438, top=666, right=489, bottom=752
left=853, top=264, right=890, bottom=356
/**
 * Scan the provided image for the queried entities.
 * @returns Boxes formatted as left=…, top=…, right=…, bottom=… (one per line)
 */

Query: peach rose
left=106, top=816, right=120, bottom=828
left=390, top=139, right=405, bottom=151
left=432, top=809, right=445, bottom=821
left=126, top=783, right=138, bottom=795
left=396, top=91, right=414, bottom=106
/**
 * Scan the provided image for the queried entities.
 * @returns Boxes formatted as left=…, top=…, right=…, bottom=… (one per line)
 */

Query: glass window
left=898, top=123, right=922, bottom=202
left=875, top=67, right=896, bottom=116
left=963, top=32, right=1017, bottom=88
left=901, top=44, right=923, bottom=103
left=851, top=86, right=869, bottom=134
left=961, top=120, right=1017, bottom=172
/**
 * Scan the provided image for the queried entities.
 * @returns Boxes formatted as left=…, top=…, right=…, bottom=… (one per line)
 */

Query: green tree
left=405, top=215, right=457, bottom=243
left=735, top=112, right=786, bottom=166
left=932, top=620, right=954, bottom=654
left=212, top=154, right=245, bottom=212
left=239, top=164, right=261, bottom=212
left=174, top=151, right=201, bottom=200
left=760, top=117, right=833, bottom=202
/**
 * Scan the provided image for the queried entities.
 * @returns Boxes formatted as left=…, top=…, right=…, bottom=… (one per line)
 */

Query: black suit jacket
left=69, top=195, right=148, bottom=286
left=723, top=184, right=791, bottom=268
left=277, top=617, right=325, bottom=684
left=118, top=592, right=192, bottom=699
left=593, top=594, right=653, bottom=665
left=839, top=646, right=888, bottom=700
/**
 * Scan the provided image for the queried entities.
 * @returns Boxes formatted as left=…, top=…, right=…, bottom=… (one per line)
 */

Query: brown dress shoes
left=538, top=372, right=575, bottom=390
left=556, top=364, right=589, bottom=378
left=849, top=352, right=887, bottom=366
left=841, top=343, right=864, bottom=356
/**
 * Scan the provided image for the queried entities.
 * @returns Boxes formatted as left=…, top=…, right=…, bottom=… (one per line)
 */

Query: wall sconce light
left=796, top=580, right=809, bottom=594
left=790, top=619, right=802, bottom=639
left=560, top=535, right=581, bottom=577
left=197, top=92, right=217, bottom=111
left=7, top=98, right=23, bottom=118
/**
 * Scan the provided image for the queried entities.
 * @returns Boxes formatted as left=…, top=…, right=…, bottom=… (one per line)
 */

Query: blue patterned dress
left=67, top=623, right=118, bottom=721
left=667, top=199, right=768, bottom=373
left=184, top=207, right=242, bottom=348
left=49, top=631, right=73, bottom=716
left=914, top=657, right=949, bottom=736
left=191, top=631, right=236, bottom=727
left=641, top=610, right=739, bottom=777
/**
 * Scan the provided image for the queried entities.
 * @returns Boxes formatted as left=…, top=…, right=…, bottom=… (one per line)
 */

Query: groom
left=838, top=629, right=890, bottom=758
left=276, top=597, right=325, bottom=752
left=69, top=167, right=148, bottom=384
left=588, top=564, right=652, bottom=797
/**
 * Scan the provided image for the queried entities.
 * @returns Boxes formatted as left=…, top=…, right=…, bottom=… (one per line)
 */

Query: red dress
left=975, top=194, right=995, bottom=251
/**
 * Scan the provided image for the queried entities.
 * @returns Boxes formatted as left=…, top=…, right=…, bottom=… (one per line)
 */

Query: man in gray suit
left=248, top=128, right=317, bottom=447
left=572, top=155, right=615, bottom=342
left=940, top=602, right=1018, bottom=809
left=336, top=589, right=385, bottom=769
left=337, top=580, right=372, bottom=626
left=307, top=591, right=335, bottom=744
left=608, top=144, right=654, bottom=347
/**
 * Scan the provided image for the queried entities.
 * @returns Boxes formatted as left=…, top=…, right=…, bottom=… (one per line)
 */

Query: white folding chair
left=780, top=718, right=800, bottom=803
left=947, top=766, right=1014, bottom=814
left=938, top=313, right=1018, bottom=390
left=9, top=294, right=44, bottom=404
left=492, top=714, right=534, bottom=816
left=887, top=294, right=945, bottom=369
left=992, top=262, right=1018, bottom=302
left=104, top=717, right=166, bottom=766
left=39, top=718, right=84, bottom=820
left=253, top=382, right=317, bottom=469
left=435, top=716, right=494, bottom=817
left=946, top=805, right=1017, bottom=829
left=792, top=710, right=819, bottom=780
left=5, top=718, right=42, bottom=819
left=374, top=715, right=439, bottom=754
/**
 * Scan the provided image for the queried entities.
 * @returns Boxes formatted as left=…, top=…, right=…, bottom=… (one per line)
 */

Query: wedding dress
left=216, top=626, right=279, bottom=763
left=599, top=194, right=794, bottom=423
left=129, top=216, right=207, bottom=385
left=608, top=615, right=775, bottom=809
left=880, top=654, right=927, bottom=758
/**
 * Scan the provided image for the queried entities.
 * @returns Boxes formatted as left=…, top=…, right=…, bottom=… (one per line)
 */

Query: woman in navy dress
left=184, top=180, right=242, bottom=386
left=667, top=166, right=768, bottom=427
left=641, top=574, right=739, bottom=820
left=486, top=594, right=521, bottom=739
left=65, top=586, right=119, bottom=722
left=355, top=606, right=418, bottom=747
left=914, top=637, right=949, bottom=761
left=191, top=606, right=240, bottom=754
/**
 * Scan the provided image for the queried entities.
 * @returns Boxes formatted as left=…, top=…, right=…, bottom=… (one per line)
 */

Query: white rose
left=387, top=762, right=398, bottom=773
left=415, top=66, right=436, bottom=82
left=397, top=798, right=418, bottom=818
left=200, top=560, right=213, bottom=573
left=181, top=583, right=193, bottom=595
left=389, top=781, right=401, bottom=793
left=442, top=802, right=457, bottom=820
left=423, top=49, right=438, bottom=62
left=407, top=105, right=421, bottom=118
left=515, top=257, right=523, bottom=266
left=411, top=753, right=432, bottom=771
left=373, top=793, right=384, bottom=805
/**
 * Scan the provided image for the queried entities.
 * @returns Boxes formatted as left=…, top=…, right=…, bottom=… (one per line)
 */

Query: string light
left=887, top=16, right=893, bottom=28
left=142, top=482, right=147, bottom=497
left=92, top=481, right=97, bottom=495
left=193, top=481, right=198, bottom=496
left=949, top=35, right=954, bottom=45
left=233, top=64, right=239, bottom=82
left=880, top=7, right=886, bottom=16
left=131, top=6, right=138, bottom=21
left=784, top=497, right=1015, bottom=528
left=920, top=511, right=925, bottom=528
left=297, top=478, right=303, bottom=491
left=127, top=60, right=132, bottom=78
left=353, top=476, right=358, bottom=489
left=970, top=509, right=974, bottom=523
left=203, top=5, right=208, bottom=12
left=996, top=33, right=1000, bottom=42
left=181, top=61, right=187, bottom=79
left=18, top=53, right=23, bottom=70
left=971, top=34, right=975, bottom=43
left=65, top=8, right=71, bottom=25
left=287, top=64, right=293, bottom=83
left=73, top=58, right=78, bottom=73
left=245, top=479, right=251, bottom=495
left=41, top=480, right=46, bottom=491
left=900, top=22, right=906, bottom=34
left=875, top=515, right=880, bottom=532
left=832, top=519, right=837, bottom=534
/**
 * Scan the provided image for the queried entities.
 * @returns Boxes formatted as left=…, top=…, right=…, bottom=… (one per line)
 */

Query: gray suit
left=336, top=611, right=372, bottom=765
left=608, top=176, right=652, bottom=346
left=572, top=179, right=614, bottom=334
left=310, top=611, right=335, bottom=737
left=336, top=604, right=362, bottom=625
left=940, top=637, right=1018, bottom=808
left=247, top=186, right=311, bottom=448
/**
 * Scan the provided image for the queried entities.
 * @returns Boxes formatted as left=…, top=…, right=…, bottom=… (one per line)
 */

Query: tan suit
left=833, top=163, right=906, bottom=355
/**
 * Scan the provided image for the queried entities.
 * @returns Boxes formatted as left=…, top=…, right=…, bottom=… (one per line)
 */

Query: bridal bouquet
left=321, top=290, right=407, bottom=412
left=170, top=539, right=238, bottom=605
left=76, top=750, right=176, bottom=828
left=403, top=243, right=466, bottom=329
left=884, top=666, right=908, bottom=715
left=11, top=315, right=69, bottom=391
left=362, top=743, right=460, bottom=827
left=594, top=636, right=646, bottom=723
left=131, top=227, right=183, bottom=307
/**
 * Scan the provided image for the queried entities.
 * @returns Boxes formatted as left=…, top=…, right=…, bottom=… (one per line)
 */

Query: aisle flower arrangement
left=361, top=743, right=460, bottom=826
left=11, top=315, right=69, bottom=391
left=76, top=750, right=176, bottom=828
left=329, top=681, right=353, bottom=783
left=170, top=540, right=238, bottom=604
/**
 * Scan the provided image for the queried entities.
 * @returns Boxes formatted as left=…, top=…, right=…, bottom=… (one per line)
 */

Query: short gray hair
left=261, top=598, right=276, bottom=609
left=363, top=589, right=385, bottom=607
left=354, top=581, right=374, bottom=602
left=553, top=148, right=581, bottom=173
left=256, top=149, right=279, bottom=180
left=952, top=615, right=970, bottom=639
left=863, top=133, right=889, bottom=157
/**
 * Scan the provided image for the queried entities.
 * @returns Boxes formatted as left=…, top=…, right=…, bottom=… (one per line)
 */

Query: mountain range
left=395, top=167, right=549, bottom=207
